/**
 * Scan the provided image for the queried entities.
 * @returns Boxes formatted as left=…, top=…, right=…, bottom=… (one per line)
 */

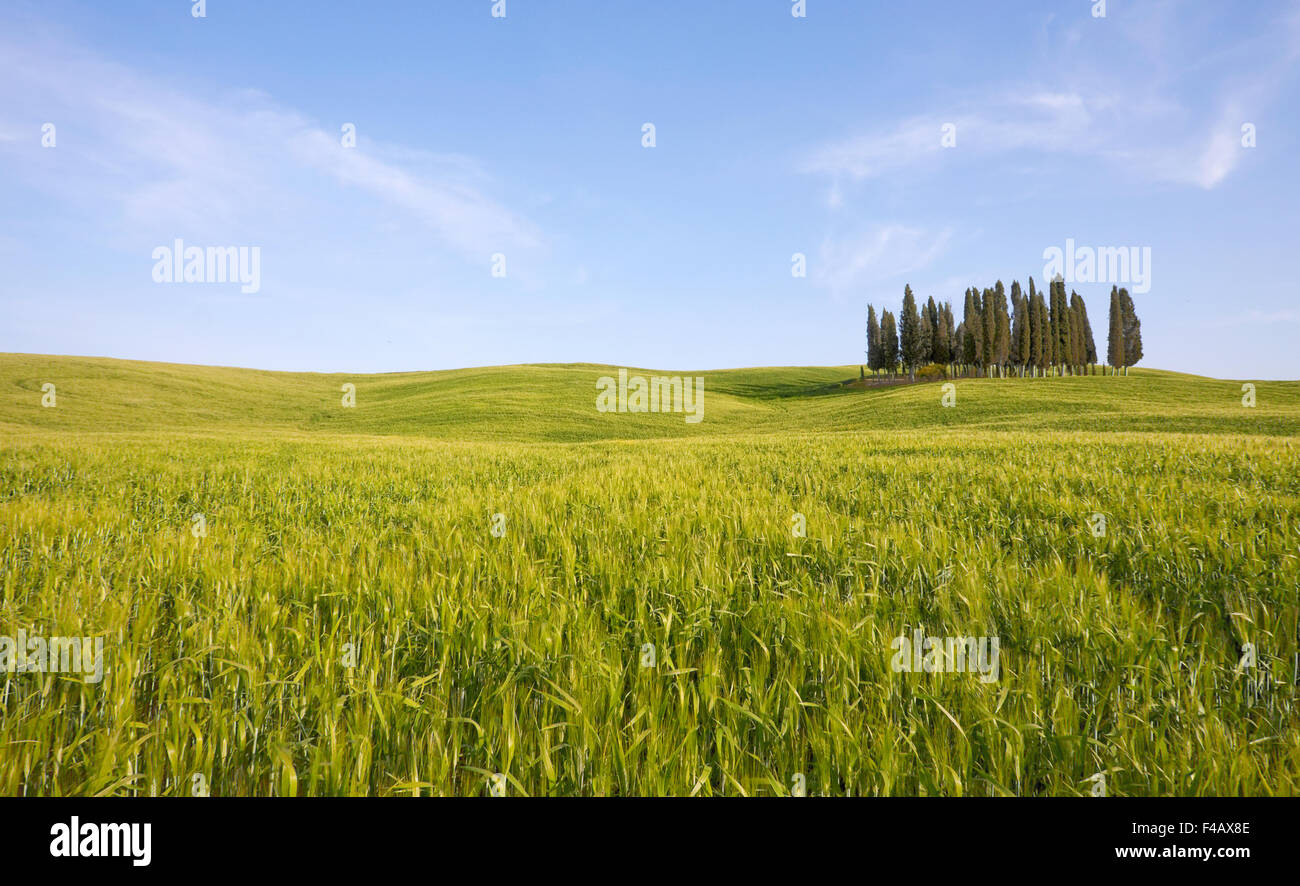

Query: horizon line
left=1, top=352, right=1272, bottom=383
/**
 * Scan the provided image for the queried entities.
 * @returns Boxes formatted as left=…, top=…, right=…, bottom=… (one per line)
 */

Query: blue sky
left=2, top=0, right=1299, bottom=377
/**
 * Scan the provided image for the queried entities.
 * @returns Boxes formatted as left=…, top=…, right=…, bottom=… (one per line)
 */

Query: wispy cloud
left=1221, top=308, right=1300, bottom=326
left=0, top=33, right=541, bottom=262
left=802, top=6, right=1300, bottom=193
left=814, top=224, right=952, bottom=298
left=802, top=88, right=1252, bottom=191
left=292, top=129, right=541, bottom=256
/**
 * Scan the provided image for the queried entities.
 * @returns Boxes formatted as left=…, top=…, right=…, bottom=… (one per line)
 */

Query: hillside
left=3, top=352, right=1299, bottom=797
left=2, top=354, right=1297, bottom=441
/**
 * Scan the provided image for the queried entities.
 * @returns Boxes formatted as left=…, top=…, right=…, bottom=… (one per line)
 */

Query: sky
left=2, top=0, right=1299, bottom=377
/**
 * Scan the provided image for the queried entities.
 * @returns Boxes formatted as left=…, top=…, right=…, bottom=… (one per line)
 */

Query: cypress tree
left=981, top=288, right=997, bottom=376
left=1064, top=284, right=1075, bottom=373
left=993, top=281, right=1011, bottom=374
left=1107, top=285, right=1124, bottom=374
left=933, top=303, right=951, bottom=366
left=1034, top=290, right=1051, bottom=376
left=1061, top=291, right=1073, bottom=371
left=1050, top=278, right=1072, bottom=375
left=925, top=296, right=940, bottom=359
left=1026, top=279, right=1041, bottom=375
left=918, top=310, right=934, bottom=370
left=1067, top=291, right=1084, bottom=371
left=962, top=289, right=982, bottom=375
left=943, top=303, right=957, bottom=373
left=1119, top=288, right=1143, bottom=373
left=1007, top=282, right=1023, bottom=368
left=1047, top=282, right=1058, bottom=371
left=1047, top=279, right=1059, bottom=372
left=1071, top=292, right=1098, bottom=373
left=900, top=285, right=922, bottom=380
left=866, top=304, right=881, bottom=376
left=1011, top=287, right=1030, bottom=376
left=881, top=310, right=899, bottom=377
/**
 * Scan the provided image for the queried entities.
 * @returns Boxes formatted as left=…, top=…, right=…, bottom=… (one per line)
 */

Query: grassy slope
left=3, top=353, right=1298, bottom=441
left=3, top=354, right=1299, bottom=796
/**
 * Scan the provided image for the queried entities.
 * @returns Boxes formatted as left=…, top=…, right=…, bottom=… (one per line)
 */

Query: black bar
left=0, top=798, right=1281, bottom=873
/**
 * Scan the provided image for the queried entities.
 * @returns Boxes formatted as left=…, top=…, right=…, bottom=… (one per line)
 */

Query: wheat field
left=2, top=355, right=1298, bottom=795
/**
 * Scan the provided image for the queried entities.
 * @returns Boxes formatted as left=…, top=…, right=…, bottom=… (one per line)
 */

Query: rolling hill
left=3, top=354, right=1297, bottom=441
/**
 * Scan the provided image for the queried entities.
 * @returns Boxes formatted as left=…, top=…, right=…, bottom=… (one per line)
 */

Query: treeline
left=866, top=280, right=1143, bottom=380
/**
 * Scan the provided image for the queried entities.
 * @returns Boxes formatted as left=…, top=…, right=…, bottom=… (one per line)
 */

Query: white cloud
left=1187, top=112, right=1246, bottom=190
left=291, top=129, right=540, bottom=256
left=802, top=89, right=1242, bottom=191
left=814, top=224, right=952, bottom=298
left=1222, top=309, right=1300, bottom=326
left=802, top=7, right=1300, bottom=194
left=0, top=33, right=541, bottom=262
left=802, top=116, right=944, bottom=181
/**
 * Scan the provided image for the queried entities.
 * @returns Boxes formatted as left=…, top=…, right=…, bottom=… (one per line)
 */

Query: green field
left=2, top=354, right=1298, bottom=796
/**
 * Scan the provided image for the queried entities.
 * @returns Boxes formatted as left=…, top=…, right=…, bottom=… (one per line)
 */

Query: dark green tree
left=943, top=302, right=957, bottom=372
left=1067, top=291, right=1084, bottom=370
left=1047, top=279, right=1058, bottom=371
left=933, top=313, right=951, bottom=368
left=931, top=300, right=951, bottom=366
left=981, top=288, right=997, bottom=375
left=918, top=310, right=934, bottom=370
left=1011, top=285, right=1030, bottom=375
left=992, top=281, right=1011, bottom=374
left=1071, top=292, right=1098, bottom=373
left=1119, top=288, right=1143, bottom=373
left=1026, top=279, right=1041, bottom=374
left=866, top=304, right=881, bottom=376
left=1107, top=285, right=1124, bottom=374
left=925, top=296, right=940, bottom=359
left=1034, top=289, right=1051, bottom=376
left=1050, top=278, right=1072, bottom=375
left=880, top=309, right=899, bottom=377
left=962, top=288, right=982, bottom=374
left=900, top=285, right=923, bottom=380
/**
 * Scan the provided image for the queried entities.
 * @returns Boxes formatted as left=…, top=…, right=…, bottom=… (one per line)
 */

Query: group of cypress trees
left=866, top=279, right=1143, bottom=380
